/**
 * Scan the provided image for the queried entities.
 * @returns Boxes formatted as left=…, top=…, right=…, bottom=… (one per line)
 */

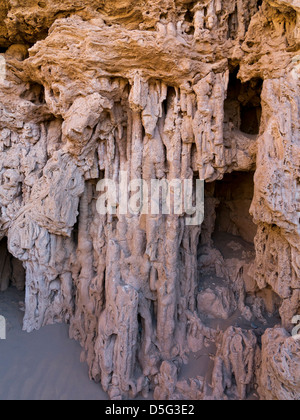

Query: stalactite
left=0, top=0, right=299, bottom=401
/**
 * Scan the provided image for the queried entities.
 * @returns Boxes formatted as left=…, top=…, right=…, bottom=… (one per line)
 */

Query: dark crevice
left=184, top=9, right=195, bottom=34
left=228, top=7, right=238, bottom=40
left=102, top=269, right=106, bottom=310
left=163, top=86, right=176, bottom=116
left=20, top=82, right=46, bottom=105
left=197, top=173, right=281, bottom=345
left=225, top=68, right=263, bottom=135
left=185, top=10, right=194, bottom=23
left=213, top=172, right=257, bottom=244
left=0, top=237, right=25, bottom=293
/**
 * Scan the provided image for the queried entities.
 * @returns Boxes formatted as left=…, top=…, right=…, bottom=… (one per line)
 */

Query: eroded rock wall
left=0, top=0, right=299, bottom=400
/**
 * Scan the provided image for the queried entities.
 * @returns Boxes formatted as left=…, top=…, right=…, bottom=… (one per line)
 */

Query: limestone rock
left=258, top=328, right=300, bottom=400
left=0, top=0, right=299, bottom=401
left=197, top=286, right=237, bottom=320
left=210, top=327, right=258, bottom=400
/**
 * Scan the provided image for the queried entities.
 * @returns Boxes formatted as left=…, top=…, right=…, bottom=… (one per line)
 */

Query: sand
left=0, top=287, right=108, bottom=400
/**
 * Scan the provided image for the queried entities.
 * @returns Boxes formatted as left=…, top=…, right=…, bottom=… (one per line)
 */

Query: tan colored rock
left=197, top=286, right=237, bottom=320
left=210, top=327, right=258, bottom=400
left=0, top=0, right=299, bottom=401
left=258, top=328, right=300, bottom=400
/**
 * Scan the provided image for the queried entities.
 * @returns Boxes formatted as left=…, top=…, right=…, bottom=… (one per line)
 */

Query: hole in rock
left=214, top=171, right=257, bottom=245
left=184, top=9, right=195, bottom=34
left=162, top=86, right=176, bottom=116
left=200, top=171, right=257, bottom=251
left=0, top=237, right=26, bottom=326
left=0, top=237, right=25, bottom=293
left=72, top=210, right=79, bottom=247
left=20, top=83, right=46, bottom=105
left=224, top=69, right=263, bottom=135
left=198, top=172, right=281, bottom=332
left=198, top=173, right=257, bottom=324
left=184, top=10, right=194, bottom=23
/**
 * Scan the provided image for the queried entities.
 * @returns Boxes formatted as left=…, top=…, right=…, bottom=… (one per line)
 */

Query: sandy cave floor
left=0, top=254, right=278, bottom=401
left=0, top=287, right=216, bottom=401
left=0, top=232, right=282, bottom=401
left=0, top=285, right=259, bottom=401
left=0, top=287, right=108, bottom=400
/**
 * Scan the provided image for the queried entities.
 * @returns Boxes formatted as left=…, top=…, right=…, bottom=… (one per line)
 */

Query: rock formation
left=0, top=0, right=299, bottom=400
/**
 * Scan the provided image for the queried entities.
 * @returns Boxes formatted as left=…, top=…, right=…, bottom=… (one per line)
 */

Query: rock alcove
left=0, top=0, right=299, bottom=401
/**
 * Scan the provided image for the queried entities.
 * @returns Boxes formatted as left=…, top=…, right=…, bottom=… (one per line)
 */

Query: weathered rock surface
left=0, top=0, right=299, bottom=400
left=258, top=328, right=300, bottom=400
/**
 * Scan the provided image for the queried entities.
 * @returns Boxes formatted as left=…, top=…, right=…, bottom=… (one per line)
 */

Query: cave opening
left=162, top=86, right=176, bottom=116
left=200, top=171, right=257, bottom=251
left=224, top=69, right=263, bottom=136
left=197, top=172, right=284, bottom=329
left=20, top=82, right=46, bottom=105
left=184, top=9, right=195, bottom=35
left=197, top=172, right=257, bottom=320
left=0, top=237, right=26, bottom=331
left=0, top=237, right=25, bottom=293
left=213, top=171, right=257, bottom=246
